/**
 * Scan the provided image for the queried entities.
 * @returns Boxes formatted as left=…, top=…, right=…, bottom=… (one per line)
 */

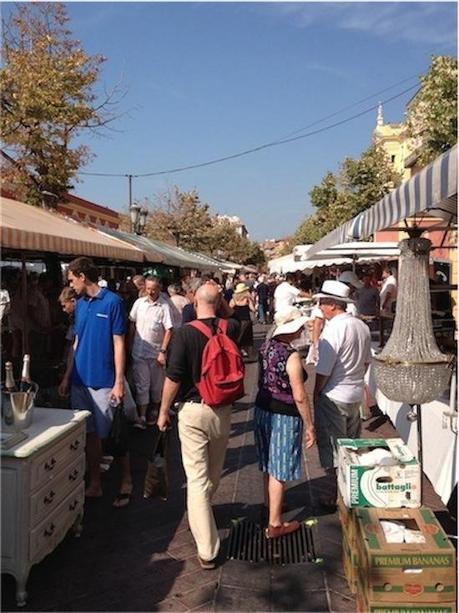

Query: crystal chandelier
left=373, top=236, right=453, bottom=404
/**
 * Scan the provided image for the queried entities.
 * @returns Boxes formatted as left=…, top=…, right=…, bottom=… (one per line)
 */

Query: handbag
left=105, top=400, right=129, bottom=457
left=143, top=428, right=169, bottom=500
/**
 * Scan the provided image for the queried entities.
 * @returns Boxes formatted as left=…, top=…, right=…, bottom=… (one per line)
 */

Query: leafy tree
left=145, top=188, right=213, bottom=251
left=291, top=144, right=400, bottom=247
left=1, top=3, right=119, bottom=205
left=407, top=55, right=458, bottom=165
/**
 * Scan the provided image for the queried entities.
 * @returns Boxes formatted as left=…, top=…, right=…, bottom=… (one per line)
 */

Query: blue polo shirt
left=72, top=288, right=126, bottom=389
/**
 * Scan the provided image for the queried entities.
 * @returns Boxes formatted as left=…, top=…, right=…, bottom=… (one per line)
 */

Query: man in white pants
left=157, top=284, right=240, bottom=569
left=129, top=277, right=173, bottom=428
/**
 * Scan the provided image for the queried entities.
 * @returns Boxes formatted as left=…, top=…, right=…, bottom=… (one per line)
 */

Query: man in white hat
left=313, top=280, right=371, bottom=509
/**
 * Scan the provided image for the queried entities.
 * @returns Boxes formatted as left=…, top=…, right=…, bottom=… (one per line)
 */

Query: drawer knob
left=68, top=469, right=79, bottom=482
left=44, top=523, right=56, bottom=537
left=43, top=490, right=56, bottom=505
left=44, top=457, right=56, bottom=471
left=70, top=440, right=81, bottom=451
left=69, top=500, right=79, bottom=511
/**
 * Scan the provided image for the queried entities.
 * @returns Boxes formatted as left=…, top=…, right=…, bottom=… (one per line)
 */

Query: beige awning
left=1, top=197, right=145, bottom=262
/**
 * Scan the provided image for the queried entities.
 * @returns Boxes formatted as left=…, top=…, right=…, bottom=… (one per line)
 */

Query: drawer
left=29, top=483, right=84, bottom=563
left=30, top=454, right=85, bottom=528
left=30, top=425, right=86, bottom=492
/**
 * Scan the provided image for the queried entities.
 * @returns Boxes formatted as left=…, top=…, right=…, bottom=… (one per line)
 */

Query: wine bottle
left=4, top=362, right=17, bottom=392
left=19, top=354, right=32, bottom=393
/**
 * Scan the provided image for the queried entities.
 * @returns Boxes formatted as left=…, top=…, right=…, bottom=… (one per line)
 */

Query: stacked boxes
left=337, top=438, right=456, bottom=611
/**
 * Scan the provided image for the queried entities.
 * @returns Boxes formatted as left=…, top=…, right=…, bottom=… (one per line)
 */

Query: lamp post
left=130, top=203, right=148, bottom=235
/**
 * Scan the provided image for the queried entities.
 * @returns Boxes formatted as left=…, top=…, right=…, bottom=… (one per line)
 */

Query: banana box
left=337, top=438, right=421, bottom=508
left=355, top=507, right=456, bottom=604
left=356, top=591, right=456, bottom=613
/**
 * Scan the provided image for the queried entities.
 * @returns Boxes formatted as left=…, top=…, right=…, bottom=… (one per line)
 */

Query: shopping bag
left=105, top=401, right=129, bottom=457
left=143, top=428, right=169, bottom=500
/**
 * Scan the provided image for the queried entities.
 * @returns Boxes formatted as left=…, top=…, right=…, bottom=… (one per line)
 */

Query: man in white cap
left=312, top=280, right=371, bottom=509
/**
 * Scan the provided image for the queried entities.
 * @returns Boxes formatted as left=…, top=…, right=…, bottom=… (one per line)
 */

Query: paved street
left=1, top=325, right=453, bottom=612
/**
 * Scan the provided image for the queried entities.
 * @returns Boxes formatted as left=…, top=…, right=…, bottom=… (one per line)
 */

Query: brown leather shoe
left=197, top=555, right=216, bottom=570
left=265, top=521, right=300, bottom=539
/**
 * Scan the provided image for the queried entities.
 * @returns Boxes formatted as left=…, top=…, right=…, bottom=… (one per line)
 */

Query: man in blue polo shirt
left=62, top=256, right=133, bottom=508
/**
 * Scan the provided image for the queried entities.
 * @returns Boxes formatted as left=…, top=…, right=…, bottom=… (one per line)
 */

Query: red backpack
left=189, top=318, right=245, bottom=407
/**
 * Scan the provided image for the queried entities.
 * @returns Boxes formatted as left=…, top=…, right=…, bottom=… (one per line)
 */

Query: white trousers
left=178, top=401, right=232, bottom=561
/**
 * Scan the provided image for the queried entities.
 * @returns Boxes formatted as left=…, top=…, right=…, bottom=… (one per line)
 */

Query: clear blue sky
left=45, top=3, right=459, bottom=240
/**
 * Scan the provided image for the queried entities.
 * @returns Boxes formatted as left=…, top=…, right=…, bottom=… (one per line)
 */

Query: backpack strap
left=189, top=318, right=228, bottom=338
left=188, top=319, right=213, bottom=339
left=217, top=318, right=228, bottom=334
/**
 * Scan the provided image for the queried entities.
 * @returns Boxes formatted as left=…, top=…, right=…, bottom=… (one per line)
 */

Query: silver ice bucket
left=1, top=383, right=39, bottom=431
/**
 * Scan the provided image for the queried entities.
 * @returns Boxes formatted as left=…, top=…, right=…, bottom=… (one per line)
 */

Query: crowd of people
left=2, top=254, right=451, bottom=568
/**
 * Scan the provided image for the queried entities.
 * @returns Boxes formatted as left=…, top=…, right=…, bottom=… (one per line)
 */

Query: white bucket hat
left=272, top=308, right=308, bottom=337
left=313, top=280, right=355, bottom=303
left=338, top=270, right=363, bottom=289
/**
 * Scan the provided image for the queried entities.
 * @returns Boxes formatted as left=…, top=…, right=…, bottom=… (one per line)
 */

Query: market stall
left=305, top=145, right=458, bottom=506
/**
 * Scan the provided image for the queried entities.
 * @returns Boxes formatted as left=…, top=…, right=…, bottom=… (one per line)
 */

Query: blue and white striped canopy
left=306, top=144, right=457, bottom=259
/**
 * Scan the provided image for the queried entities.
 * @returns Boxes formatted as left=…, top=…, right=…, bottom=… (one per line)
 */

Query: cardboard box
left=338, top=491, right=359, bottom=543
left=342, top=530, right=358, bottom=594
left=355, top=507, right=456, bottom=604
left=356, top=591, right=456, bottom=613
left=337, top=438, right=421, bottom=508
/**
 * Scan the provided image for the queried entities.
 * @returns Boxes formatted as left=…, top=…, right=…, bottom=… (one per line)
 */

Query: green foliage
left=407, top=55, right=458, bottom=165
left=291, top=144, right=401, bottom=247
left=1, top=3, right=118, bottom=204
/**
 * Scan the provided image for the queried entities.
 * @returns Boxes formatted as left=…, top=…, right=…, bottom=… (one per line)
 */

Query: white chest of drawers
left=1, top=408, right=89, bottom=607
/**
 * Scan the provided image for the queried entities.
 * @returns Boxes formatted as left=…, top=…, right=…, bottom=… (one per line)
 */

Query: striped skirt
left=254, top=405, right=303, bottom=482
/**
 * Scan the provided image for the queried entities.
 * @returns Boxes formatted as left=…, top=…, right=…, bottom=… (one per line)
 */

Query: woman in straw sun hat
left=254, top=307, right=316, bottom=539
left=229, top=282, right=256, bottom=359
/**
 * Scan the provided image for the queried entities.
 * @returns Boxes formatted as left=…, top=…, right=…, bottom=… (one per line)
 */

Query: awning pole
left=21, top=254, right=30, bottom=355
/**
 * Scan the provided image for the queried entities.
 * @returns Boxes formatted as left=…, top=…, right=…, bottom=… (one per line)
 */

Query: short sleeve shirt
left=316, top=312, right=371, bottom=404
left=73, top=288, right=126, bottom=388
left=129, top=295, right=174, bottom=359
left=274, top=282, right=300, bottom=312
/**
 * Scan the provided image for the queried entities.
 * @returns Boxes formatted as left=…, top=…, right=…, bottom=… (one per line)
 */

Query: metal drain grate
left=227, top=519, right=322, bottom=565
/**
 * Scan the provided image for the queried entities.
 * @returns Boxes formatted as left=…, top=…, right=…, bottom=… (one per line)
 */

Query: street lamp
left=130, top=203, right=148, bottom=235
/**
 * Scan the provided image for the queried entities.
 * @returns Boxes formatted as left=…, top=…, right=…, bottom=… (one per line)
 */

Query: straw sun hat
left=233, top=282, right=250, bottom=295
left=272, top=308, right=308, bottom=337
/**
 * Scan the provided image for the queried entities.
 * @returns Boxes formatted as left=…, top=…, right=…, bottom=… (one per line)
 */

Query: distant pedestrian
left=313, top=280, right=371, bottom=510
left=229, top=283, right=256, bottom=358
left=273, top=272, right=309, bottom=313
left=157, top=284, right=241, bottom=569
left=380, top=267, right=397, bottom=315
left=255, top=308, right=315, bottom=538
left=255, top=274, right=270, bottom=324
left=167, top=283, right=190, bottom=328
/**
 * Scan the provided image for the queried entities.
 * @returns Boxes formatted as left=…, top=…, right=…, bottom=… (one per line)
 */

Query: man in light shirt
left=129, top=277, right=174, bottom=428
left=380, top=267, right=397, bottom=315
left=273, top=272, right=309, bottom=313
left=313, top=280, right=372, bottom=509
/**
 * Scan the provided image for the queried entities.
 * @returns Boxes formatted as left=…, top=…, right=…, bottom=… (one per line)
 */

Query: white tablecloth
left=366, top=352, right=457, bottom=505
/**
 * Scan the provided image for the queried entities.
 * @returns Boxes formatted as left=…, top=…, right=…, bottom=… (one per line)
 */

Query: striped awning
left=1, top=196, right=145, bottom=262
left=306, top=144, right=458, bottom=258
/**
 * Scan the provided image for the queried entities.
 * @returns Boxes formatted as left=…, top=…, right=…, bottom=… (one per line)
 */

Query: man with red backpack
left=157, top=283, right=244, bottom=569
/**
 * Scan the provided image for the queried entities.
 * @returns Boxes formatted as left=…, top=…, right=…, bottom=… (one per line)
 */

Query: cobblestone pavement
left=2, top=325, right=453, bottom=612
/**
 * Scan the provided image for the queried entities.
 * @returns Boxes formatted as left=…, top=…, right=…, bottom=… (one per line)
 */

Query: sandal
left=113, top=489, right=132, bottom=508
left=265, top=521, right=300, bottom=539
